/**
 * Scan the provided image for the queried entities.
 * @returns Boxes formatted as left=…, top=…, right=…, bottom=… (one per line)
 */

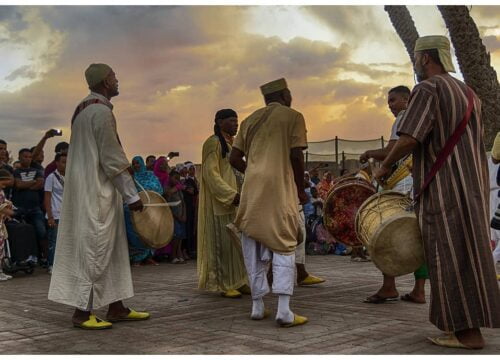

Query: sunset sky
left=1, top=4, right=499, bottom=164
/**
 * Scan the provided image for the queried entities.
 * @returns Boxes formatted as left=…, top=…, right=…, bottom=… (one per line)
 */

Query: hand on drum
left=373, top=164, right=391, bottom=183
left=129, top=199, right=144, bottom=212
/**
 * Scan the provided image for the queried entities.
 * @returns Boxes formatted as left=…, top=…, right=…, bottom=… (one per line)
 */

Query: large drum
left=323, top=177, right=376, bottom=247
left=355, top=191, right=424, bottom=277
left=131, top=190, right=174, bottom=249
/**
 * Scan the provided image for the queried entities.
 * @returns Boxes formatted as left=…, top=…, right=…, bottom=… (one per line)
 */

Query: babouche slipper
left=106, top=309, right=150, bottom=322
left=73, top=315, right=112, bottom=330
left=298, top=275, right=325, bottom=286
left=221, top=289, right=242, bottom=298
left=428, top=334, right=474, bottom=349
left=251, top=309, right=271, bottom=321
left=277, top=314, right=308, bottom=328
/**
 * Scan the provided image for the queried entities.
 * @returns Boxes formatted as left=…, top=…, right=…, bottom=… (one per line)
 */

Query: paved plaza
left=0, top=255, right=499, bottom=355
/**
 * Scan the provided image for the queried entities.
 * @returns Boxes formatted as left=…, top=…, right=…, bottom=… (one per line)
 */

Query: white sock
left=251, top=297, right=265, bottom=319
left=276, top=294, right=293, bottom=323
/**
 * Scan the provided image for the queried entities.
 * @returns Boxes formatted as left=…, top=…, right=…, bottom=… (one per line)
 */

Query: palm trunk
left=384, top=5, right=420, bottom=67
left=438, top=5, right=500, bottom=148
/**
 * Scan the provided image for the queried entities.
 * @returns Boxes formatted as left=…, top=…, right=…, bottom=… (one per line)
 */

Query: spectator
left=145, top=155, right=156, bottom=172
left=31, top=129, right=63, bottom=173
left=304, top=171, right=315, bottom=188
left=44, top=153, right=67, bottom=274
left=310, top=187, right=323, bottom=217
left=29, top=146, right=45, bottom=172
left=0, top=140, right=14, bottom=200
left=310, top=169, right=320, bottom=186
left=165, top=170, right=187, bottom=264
left=12, top=148, right=46, bottom=263
left=152, top=156, right=172, bottom=262
left=12, top=161, right=21, bottom=170
left=183, top=161, right=199, bottom=259
left=125, top=156, right=162, bottom=266
left=44, top=141, right=69, bottom=178
left=317, top=171, right=333, bottom=200
left=0, top=169, right=14, bottom=281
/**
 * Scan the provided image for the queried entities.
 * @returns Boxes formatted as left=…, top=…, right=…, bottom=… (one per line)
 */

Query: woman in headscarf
left=317, top=171, right=333, bottom=200
left=153, top=156, right=170, bottom=191
left=124, top=156, right=163, bottom=266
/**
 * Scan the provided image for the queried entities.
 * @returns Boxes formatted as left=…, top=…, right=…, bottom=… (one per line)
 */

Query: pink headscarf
left=153, top=156, right=169, bottom=188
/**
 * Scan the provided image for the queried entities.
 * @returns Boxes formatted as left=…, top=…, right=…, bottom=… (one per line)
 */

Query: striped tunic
left=397, top=73, right=500, bottom=332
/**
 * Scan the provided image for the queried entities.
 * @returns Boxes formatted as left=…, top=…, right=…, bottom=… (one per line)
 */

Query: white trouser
left=241, top=233, right=295, bottom=299
left=493, top=239, right=500, bottom=263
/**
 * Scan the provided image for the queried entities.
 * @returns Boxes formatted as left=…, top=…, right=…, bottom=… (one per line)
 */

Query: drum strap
left=414, top=86, right=474, bottom=201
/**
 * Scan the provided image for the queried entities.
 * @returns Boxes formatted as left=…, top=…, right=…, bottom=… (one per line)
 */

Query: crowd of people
left=0, top=34, right=499, bottom=350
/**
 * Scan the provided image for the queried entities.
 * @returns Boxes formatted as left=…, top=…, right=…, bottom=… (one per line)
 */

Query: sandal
left=400, top=293, right=426, bottom=304
left=363, top=294, right=399, bottom=304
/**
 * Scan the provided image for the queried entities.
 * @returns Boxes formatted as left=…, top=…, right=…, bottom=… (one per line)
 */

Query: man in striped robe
left=374, top=35, right=500, bottom=349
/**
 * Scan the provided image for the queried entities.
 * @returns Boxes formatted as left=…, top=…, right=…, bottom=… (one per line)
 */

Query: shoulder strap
left=70, top=98, right=111, bottom=126
left=414, top=87, right=475, bottom=200
left=53, top=171, right=64, bottom=188
left=244, top=106, right=277, bottom=156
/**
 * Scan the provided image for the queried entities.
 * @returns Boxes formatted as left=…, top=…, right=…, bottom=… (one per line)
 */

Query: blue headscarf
left=132, top=156, right=163, bottom=194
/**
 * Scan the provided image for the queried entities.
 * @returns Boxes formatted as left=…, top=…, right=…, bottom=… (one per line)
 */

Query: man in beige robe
left=48, top=64, right=150, bottom=329
left=230, top=78, right=308, bottom=327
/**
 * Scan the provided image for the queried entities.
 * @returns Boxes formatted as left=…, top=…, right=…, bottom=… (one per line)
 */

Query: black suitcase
left=5, top=220, right=38, bottom=263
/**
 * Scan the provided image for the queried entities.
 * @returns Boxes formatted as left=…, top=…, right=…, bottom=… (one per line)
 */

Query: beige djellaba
left=48, top=92, right=135, bottom=310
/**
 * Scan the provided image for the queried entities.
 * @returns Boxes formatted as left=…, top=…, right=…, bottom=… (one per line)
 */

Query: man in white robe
left=48, top=63, right=150, bottom=329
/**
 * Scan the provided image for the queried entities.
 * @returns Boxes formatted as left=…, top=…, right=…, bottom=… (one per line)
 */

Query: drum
left=323, top=177, right=376, bottom=246
left=131, top=190, right=174, bottom=249
left=355, top=191, right=424, bottom=277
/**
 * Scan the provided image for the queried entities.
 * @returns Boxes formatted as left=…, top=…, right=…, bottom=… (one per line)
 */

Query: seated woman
left=124, top=156, right=164, bottom=266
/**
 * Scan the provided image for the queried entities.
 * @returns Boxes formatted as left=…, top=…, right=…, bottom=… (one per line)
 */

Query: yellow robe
left=233, top=102, right=308, bottom=254
left=197, top=135, right=247, bottom=292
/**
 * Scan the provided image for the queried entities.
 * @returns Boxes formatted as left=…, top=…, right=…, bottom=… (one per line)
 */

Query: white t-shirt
left=44, top=170, right=64, bottom=220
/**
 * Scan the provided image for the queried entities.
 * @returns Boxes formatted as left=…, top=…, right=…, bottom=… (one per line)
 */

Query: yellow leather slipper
left=428, top=335, right=473, bottom=349
left=298, top=275, right=325, bottom=286
left=107, top=309, right=150, bottom=322
left=73, top=315, right=112, bottom=330
left=221, top=289, right=242, bottom=298
left=251, top=309, right=271, bottom=321
left=277, top=314, right=308, bottom=328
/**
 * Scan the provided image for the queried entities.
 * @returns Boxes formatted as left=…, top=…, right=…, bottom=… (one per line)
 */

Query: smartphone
left=52, top=129, right=63, bottom=136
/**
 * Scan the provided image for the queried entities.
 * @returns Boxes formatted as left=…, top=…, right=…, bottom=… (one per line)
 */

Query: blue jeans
left=47, top=219, right=59, bottom=266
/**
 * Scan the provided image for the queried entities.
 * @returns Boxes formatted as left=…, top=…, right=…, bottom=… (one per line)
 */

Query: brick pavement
left=0, top=255, right=499, bottom=354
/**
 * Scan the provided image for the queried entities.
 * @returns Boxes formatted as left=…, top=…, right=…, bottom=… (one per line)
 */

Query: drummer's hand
left=128, top=199, right=144, bottom=212
left=232, top=193, right=240, bottom=206
left=127, top=166, right=134, bottom=175
left=359, top=151, right=370, bottom=164
left=298, top=190, right=308, bottom=205
left=373, top=164, right=391, bottom=182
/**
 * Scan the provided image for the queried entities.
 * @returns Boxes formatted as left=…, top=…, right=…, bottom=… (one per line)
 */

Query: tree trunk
left=438, top=5, right=499, bottom=149
left=384, top=5, right=420, bottom=67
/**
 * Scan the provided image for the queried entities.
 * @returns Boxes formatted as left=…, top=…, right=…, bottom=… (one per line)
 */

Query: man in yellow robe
left=48, top=64, right=149, bottom=329
left=230, top=78, right=309, bottom=327
left=197, top=109, right=249, bottom=298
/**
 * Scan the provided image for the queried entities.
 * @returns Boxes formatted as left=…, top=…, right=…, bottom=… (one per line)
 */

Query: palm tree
left=384, top=5, right=420, bottom=66
left=438, top=5, right=499, bottom=148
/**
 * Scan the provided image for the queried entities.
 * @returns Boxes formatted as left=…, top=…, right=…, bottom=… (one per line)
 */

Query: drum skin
left=323, top=178, right=376, bottom=247
left=131, top=190, right=174, bottom=249
left=356, top=191, right=424, bottom=277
